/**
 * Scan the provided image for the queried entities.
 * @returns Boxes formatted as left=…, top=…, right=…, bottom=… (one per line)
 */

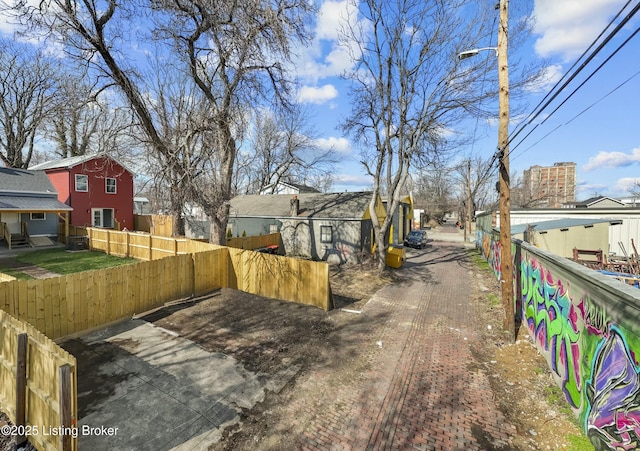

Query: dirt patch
left=469, top=265, right=592, bottom=451
left=0, top=412, right=36, bottom=451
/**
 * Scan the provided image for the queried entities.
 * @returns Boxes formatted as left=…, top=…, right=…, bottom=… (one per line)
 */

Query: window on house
left=320, top=225, right=333, bottom=243
left=92, top=208, right=114, bottom=228
left=75, top=174, right=88, bottom=192
left=269, top=224, right=279, bottom=234
left=106, top=178, right=117, bottom=194
left=30, top=212, right=45, bottom=221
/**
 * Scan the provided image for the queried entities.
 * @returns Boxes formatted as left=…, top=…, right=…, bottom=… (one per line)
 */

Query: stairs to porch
left=9, top=234, right=30, bottom=248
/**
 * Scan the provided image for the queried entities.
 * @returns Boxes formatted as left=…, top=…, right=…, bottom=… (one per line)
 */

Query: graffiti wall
left=477, top=229, right=502, bottom=279
left=520, top=242, right=640, bottom=450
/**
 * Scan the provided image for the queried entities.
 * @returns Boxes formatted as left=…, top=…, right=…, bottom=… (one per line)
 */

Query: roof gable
left=572, top=196, right=625, bottom=208
left=230, top=191, right=375, bottom=219
left=30, top=154, right=133, bottom=175
left=259, top=181, right=321, bottom=194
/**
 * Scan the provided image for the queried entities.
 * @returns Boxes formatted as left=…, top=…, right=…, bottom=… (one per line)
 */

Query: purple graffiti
left=587, top=328, right=640, bottom=450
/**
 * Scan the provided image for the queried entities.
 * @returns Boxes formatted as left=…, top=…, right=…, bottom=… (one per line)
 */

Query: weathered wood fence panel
left=0, top=310, right=77, bottom=451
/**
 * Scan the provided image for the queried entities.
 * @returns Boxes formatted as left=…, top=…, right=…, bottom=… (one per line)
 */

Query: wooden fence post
left=15, top=333, right=27, bottom=446
left=106, top=230, right=111, bottom=255
left=58, top=364, right=72, bottom=451
left=126, top=232, right=130, bottom=258
left=88, top=228, right=93, bottom=251
left=148, top=235, right=152, bottom=261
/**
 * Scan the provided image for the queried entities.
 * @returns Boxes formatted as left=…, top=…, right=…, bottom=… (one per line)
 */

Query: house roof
left=0, top=167, right=59, bottom=195
left=0, top=168, right=72, bottom=212
left=230, top=191, right=374, bottom=220
left=30, top=154, right=133, bottom=174
left=259, top=181, right=321, bottom=194
left=0, top=195, right=72, bottom=212
left=568, top=196, right=625, bottom=208
left=507, top=218, right=618, bottom=234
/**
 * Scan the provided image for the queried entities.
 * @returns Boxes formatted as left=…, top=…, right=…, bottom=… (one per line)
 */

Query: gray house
left=0, top=168, right=73, bottom=248
left=188, top=191, right=384, bottom=263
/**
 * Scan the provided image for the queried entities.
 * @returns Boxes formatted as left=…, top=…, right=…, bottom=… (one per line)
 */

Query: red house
left=30, top=155, right=134, bottom=230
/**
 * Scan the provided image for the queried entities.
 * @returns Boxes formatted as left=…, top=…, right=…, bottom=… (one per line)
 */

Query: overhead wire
left=505, top=1, right=640, bottom=159
left=507, top=0, right=636, bottom=145
left=510, top=68, right=640, bottom=159
left=458, top=1, right=640, bottom=199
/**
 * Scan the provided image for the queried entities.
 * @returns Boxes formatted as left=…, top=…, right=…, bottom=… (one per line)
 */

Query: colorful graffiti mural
left=519, top=251, right=640, bottom=451
left=480, top=231, right=501, bottom=279
left=522, top=258, right=582, bottom=407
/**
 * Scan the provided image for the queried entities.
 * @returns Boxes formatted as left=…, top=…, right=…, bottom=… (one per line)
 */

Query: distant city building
left=522, top=162, right=576, bottom=208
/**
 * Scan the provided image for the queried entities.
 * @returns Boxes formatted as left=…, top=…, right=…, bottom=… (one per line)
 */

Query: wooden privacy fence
left=227, top=248, right=330, bottom=309
left=226, top=232, right=281, bottom=251
left=57, top=226, right=221, bottom=260
left=0, top=252, right=222, bottom=340
left=133, top=214, right=174, bottom=237
left=0, top=246, right=330, bottom=341
left=0, top=310, right=77, bottom=451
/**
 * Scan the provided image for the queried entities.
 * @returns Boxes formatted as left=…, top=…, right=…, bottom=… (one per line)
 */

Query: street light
left=457, top=47, right=498, bottom=60
left=458, top=0, right=514, bottom=340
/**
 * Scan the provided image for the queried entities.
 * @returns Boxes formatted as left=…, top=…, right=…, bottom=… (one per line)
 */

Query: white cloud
left=315, top=136, right=351, bottom=154
left=334, top=173, right=372, bottom=186
left=532, top=0, right=626, bottom=61
left=292, top=0, right=367, bottom=81
left=615, top=177, right=640, bottom=193
left=525, top=64, right=563, bottom=93
left=583, top=147, right=640, bottom=171
left=297, top=84, right=339, bottom=104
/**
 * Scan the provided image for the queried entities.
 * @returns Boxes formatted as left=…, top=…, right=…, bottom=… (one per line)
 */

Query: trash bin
left=386, top=245, right=406, bottom=268
left=67, top=235, right=88, bottom=251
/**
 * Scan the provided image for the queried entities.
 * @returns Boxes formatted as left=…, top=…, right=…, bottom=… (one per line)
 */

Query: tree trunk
left=169, top=189, right=185, bottom=237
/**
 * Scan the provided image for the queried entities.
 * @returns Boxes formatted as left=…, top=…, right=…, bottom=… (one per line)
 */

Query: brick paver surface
left=298, top=240, right=516, bottom=450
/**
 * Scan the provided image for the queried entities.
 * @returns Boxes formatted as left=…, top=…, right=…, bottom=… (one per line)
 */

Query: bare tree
left=453, top=154, right=498, bottom=215
left=5, top=0, right=313, bottom=241
left=340, top=0, right=543, bottom=270
left=153, top=0, right=315, bottom=243
left=240, top=106, right=338, bottom=194
left=410, top=163, right=456, bottom=223
left=47, top=77, right=134, bottom=159
left=5, top=1, right=197, bottom=235
left=0, top=38, right=58, bottom=168
left=340, top=0, right=502, bottom=270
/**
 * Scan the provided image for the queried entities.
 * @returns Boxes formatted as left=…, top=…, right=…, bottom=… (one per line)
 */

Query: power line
left=510, top=68, right=640, bottom=161
left=506, top=0, right=640, bottom=150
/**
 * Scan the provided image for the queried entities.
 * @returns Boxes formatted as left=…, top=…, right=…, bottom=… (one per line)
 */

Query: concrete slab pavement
left=62, top=318, right=299, bottom=450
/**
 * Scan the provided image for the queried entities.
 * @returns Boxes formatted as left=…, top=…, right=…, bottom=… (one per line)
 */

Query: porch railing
left=21, top=221, right=29, bottom=242
left=1, top=222, right=10, bottom=249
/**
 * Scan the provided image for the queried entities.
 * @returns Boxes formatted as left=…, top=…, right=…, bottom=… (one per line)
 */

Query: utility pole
left=498, top=0, right=514, bottom=339
left=467, top=160, right=472, bottom=243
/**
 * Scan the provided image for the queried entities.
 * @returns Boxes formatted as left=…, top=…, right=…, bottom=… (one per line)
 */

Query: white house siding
left=280, top=218, right=363, bottom=263
left=495, top=209, right=640, bottom=256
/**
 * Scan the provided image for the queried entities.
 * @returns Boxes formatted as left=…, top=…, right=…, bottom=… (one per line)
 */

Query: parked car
left=403, top=230, right=429, bottom=249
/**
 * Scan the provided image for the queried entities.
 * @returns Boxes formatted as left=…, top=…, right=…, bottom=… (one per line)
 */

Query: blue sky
left=2, top=1, right=639, bottom=200
left=291, top=0, right=640, bottom=200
